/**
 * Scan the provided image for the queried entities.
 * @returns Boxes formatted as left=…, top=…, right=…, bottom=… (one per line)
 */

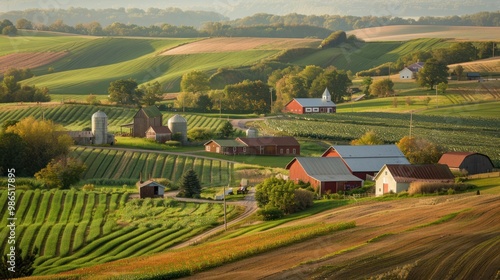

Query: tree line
left=0, top=68, right=51, bottom=103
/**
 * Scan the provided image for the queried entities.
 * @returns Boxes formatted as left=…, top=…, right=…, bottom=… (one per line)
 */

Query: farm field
left=0, top=189, right=238, bottom=276
left=0, top=104, right=227, bottom=131
left=71, top=147, right=234, bottom=186
left=30, top=188, right=500, bottom=279
left=347, top=25, right=500, bottom=41
left=256, top=110, right=500, bottom=165
left=0, top=52, right=68, bottom=72
left=448, top=57, right=500, bottom=74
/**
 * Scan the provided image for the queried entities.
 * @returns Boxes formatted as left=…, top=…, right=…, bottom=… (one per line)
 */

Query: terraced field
left=0, top=189, right=238, bottom=275
left=71, top=147, right=233, bottom=186
left=0, top=104, right=226, bottom=131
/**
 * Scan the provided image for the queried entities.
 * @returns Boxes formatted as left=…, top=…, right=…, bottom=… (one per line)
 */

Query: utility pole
left=269, top=87, right=273, bottom=114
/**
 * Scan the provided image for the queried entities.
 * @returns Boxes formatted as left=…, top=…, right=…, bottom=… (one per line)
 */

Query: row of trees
left=0, top=68, right=51, bottom=103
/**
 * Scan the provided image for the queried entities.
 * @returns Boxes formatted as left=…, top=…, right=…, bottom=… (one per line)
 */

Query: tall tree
left=417, top=58, right=448, bottom=90
left=140, top=81, right=163, bottom=106
left=35, top=157, right=86, bottom=189
left=177, top=169, right=201, bottom=198
left=396, top=136, right=444, bottom=164
left=224, top=80, right=270, bottom=113
left=217, top=121, right=235, bottom=138
left=180, top=70, right=210, bottom=94
left=0, top=132, right=26, bottom=176
left=369, top=78, right=394, bottom=97
left=453, top=65, right=465, bottom=81
left=108, top=78, right=143, bottom=105
left=309, top=68, right=351, bottom=103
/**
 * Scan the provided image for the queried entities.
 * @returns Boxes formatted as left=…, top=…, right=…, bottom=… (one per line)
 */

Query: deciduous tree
left=396, top=136, right=444, bottom=164
left=350, top=130, right=384, bottom=145
left=140, top=81, right=163, bottom=106
left=180, top=70, right=210, bottom=94
left=417, top=58, right=448, bottom=90
left=108, top=78, right=143, bottom=105
left=369, top=78, right=394, bottom=97
left=35, top=157, right=86, bottom=189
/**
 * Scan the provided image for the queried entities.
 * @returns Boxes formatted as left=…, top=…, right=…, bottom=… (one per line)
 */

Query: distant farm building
left=438, top=152, right=494, bottom=175
left=399, top=62, right=424, bottom=79
left=137, top=180, right=165, bottom=198
left=374, top=164, right=454, bottom=196
left=321, top=145, right=409, bottom=179
left=286, top=157, right=363, bottom=195
left=145, top=126, right=172, bottom=143
left=204, top=136, right=300, bottom=156
left=283, top=88, right=336, bottom=114
left=68, top=110, right=115, bottom=145
left=466, top=72, right=481, bottom=80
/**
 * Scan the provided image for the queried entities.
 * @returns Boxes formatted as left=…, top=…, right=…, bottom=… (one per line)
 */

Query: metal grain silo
left=92, top=110, right=108, bottom=145
left=168, top=114, right=187, bottom=144
left=246, top=127, right=258, bottom=138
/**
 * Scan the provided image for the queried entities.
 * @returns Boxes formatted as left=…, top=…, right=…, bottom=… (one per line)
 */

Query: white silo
left=92, top=110, right=108, bottom=145
left=168, top=114, right=187, bottom=144
left=246, top=127, right=258, bottom=138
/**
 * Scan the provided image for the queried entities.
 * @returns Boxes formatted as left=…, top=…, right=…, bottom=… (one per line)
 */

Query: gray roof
left=205, top=139, right=246, bottom=147
left=286, top=157, right=362, bottom=182
left=137, top=180, right=166, bottom=189
left=294, top=98, right=336, bottom=107
left=323, top=145, right=409, bottom=172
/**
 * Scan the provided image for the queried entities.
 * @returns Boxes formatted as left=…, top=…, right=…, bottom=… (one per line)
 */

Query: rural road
left=169, top=188, right=258, bottom=250
left=230, top=116, right=276, bottom=131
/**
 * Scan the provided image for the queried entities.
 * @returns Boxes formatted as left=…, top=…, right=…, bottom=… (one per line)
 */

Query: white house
left=374, top=164, right=454, bottom=196
left=399, top=67, right=414, bottom=79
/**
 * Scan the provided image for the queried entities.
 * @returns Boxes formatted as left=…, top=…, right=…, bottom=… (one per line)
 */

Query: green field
left=0, top=189, right=238, bottom=275
left=0, top=104, right=227, bottom=131
left=72, top=147, right=233, bottom=186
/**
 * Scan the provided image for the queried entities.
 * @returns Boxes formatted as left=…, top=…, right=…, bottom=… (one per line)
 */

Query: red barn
left=204, top=136, right=300, bottom=156
left=438, top=152, right=494, bottom=175
left=283, top=88, right=336, bottom=114
left=285, top=157, right=363, bottom=195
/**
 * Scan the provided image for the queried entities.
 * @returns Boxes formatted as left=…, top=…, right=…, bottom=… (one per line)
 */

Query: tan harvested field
left=189, top=193, right=500, bottom=279
left=0, top=52, right=68, bottom=72
left=161, top=37, right=321, bottom=55
left=348, top=25, right=500, bottom=41
left=449, top=57, right=500, bottom=73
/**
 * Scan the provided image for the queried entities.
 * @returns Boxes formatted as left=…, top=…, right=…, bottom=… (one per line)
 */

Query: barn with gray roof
left=283, top=88, right=336, bottom=114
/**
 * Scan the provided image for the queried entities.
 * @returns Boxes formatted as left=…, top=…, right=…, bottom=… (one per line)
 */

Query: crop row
left=72, top=147, right=233, bottom=186
left=0, top=105, right=227, bottom=132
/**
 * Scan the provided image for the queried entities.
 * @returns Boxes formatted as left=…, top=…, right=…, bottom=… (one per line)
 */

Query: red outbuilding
left=283, top=88, right=336, bottom=114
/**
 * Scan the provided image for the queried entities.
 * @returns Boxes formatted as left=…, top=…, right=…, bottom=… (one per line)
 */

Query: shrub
left=257, top=206, right=284, bottom=221
left=397, top=191, right=409, bottom=197
left=447, top=188, right=455, bottom=195
left=408, top=182, right=476, bottom=195
left=165, top=140, right=181, bottom=147
left=294, top=189, right=314, bottom=211
left=82, top=184, right=95, bottom=191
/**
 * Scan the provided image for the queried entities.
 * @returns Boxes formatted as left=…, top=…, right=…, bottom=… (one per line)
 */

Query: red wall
left=283, top=99, right=304, bottom=114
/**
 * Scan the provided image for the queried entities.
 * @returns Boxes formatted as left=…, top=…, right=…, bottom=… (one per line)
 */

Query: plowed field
left=188, top=193, right=500, bottom=279
left=161, top=37, right=321, bottom=55
left=0, top=51, right=68, bottom=72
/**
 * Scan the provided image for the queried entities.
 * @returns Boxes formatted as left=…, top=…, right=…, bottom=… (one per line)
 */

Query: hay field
left=348, top=25, right=500, bottom=41
left=448, top=57, right=500, bottom=73
left=161, top=37, right=321, bottom=55
left=0, top=52, right=68, bottom=72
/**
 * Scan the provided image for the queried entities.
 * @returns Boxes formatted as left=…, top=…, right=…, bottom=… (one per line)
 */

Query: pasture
left=0, top=189, right=238, bottom=275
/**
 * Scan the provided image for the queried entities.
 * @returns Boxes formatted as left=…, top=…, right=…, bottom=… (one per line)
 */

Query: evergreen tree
left=178, top=169, right=201, bottom=198
left=217, top=121, right=235, bottom=138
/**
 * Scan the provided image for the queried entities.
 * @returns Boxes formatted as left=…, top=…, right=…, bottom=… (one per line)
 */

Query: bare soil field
left=0, top=52, right=68, bottom=72
left=161, top=37, right=321, bottom=55
left=189, top=193, right=500, bottom=279
left=348, top=25, right=500, bottom=41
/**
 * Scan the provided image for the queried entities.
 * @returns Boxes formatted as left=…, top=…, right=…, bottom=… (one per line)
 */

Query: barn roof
left=286, top=157, right=362, bottom=182
left=237, top=136, right=299, bottom=146
left=141, top=105, right=163, bottom=118
left=147, top=126, right=171, bottom=134
left=438, top=152, right=491, bottom=168
left=407, top=62, right=424, bottom=72
left=322, top=145, right=409, bottom=172
left=292, top=98, right=337, bottom=108
left=377, top=164, right=454, bottom=183
left=137, top=180, right=166, bottom=189
left=204, top=139, right=246, bottom=147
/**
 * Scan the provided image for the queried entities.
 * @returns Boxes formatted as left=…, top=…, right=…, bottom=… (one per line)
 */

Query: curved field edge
left=32, top=222, right=355, bottom=279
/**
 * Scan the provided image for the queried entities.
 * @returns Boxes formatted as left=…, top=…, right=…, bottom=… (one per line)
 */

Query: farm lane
left=230, top=116, right=276, bottom=131
left=169, top=188, right=258, bottom=250
left=78, top=145, right=238, bottom=164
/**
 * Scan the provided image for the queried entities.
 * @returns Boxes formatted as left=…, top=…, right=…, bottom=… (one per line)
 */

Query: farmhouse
left=137, top=180, right=165, bottom=198
left=399, top=62, right=424, bottom=79
left=145, top=126, right=172, bottom=143
left=321, top=145, right=410, bottom=179
left=438, top=152, right=494, bottom=175
left=286, top=157, right=363, bottom=195
left=374, top=164, right=454, bottom=196
left=204, top=136, right=300, bottom=156
left=283, top=88, right=336, bottom=114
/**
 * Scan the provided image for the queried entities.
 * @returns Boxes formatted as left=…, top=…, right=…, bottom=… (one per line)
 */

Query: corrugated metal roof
left=137, top=180, right=166, bottom=189
left=148, top=126, right=171, bottom=134
left=237, top=136, right=299, bottom=146
left=438, top=152, right=475, bottom=168
left=382, top=164, right=454, bottom=183
left=286, top=157, right=362, bottom=182
left=294, top=98, right=337, bottom=107
left=343, top=157, right=410, bottom=172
